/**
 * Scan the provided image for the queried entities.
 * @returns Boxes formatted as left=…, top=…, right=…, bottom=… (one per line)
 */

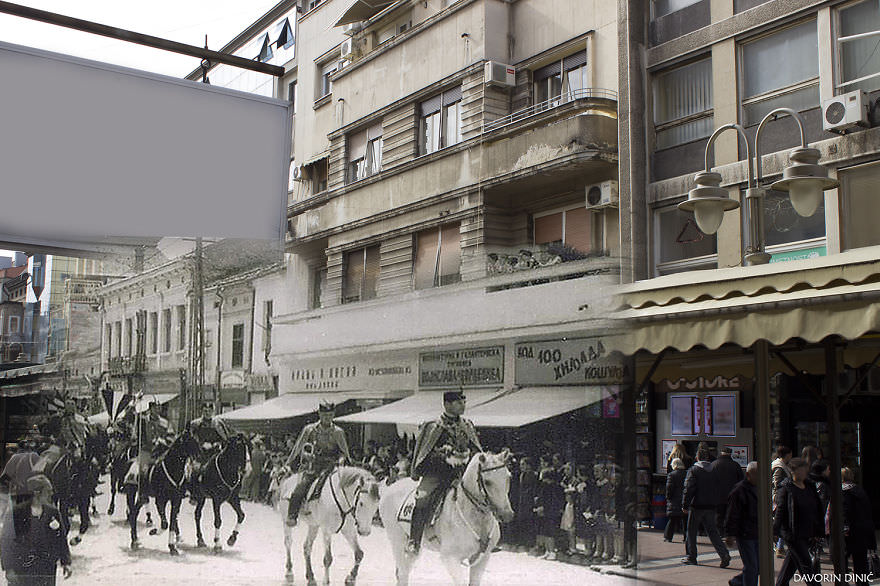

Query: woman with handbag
left=841, top=467, right=877, bottom=584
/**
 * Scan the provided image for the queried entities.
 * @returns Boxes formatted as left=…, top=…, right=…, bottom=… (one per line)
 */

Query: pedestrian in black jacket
left=664, top=458, right=687, bottom=542
left=841, top=467, right=876, bottom=585
left=712, top=448, right=744, bottom=534
left=773, top=458, right=824, bottom=586
left=725, top=462, right=759, bottom=586
left=681, top=448, right=731, bottom=567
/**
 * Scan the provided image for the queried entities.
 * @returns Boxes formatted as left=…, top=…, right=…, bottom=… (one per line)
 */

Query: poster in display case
left=709, top=394, right=736, bottom=437
left=670, top=395, right=695, bottom=435
left=724, top=444, right=749, bottom=467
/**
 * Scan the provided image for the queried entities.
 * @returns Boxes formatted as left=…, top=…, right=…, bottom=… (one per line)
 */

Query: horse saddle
left=396, top=483, right=454, bottom=528
left=305, top=468, right=333, bottom=502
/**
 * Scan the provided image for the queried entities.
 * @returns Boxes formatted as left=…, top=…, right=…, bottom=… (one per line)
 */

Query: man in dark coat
left=841, top=467, right=877, bottom=584
left=682, top=448, right=731, bottom=567
left=406, top=389, right=482, bottom=554
left=664, top=457, right=687, bottom=542
left=725, top=462, right=759, bottom=586
left=712, top=447, right=744, bottom=534
left=773, top=457, right=824, bottom=586
left=515, top=456, right=539, bottom=551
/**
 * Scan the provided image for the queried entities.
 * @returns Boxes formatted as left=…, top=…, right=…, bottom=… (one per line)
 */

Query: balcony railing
left=483, top=88, right=618, bottom=133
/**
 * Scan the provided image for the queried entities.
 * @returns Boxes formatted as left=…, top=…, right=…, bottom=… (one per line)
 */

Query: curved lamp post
left=678, top=108, right=838, bottom=265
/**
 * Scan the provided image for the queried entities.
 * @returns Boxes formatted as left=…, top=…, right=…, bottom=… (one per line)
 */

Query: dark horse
left=192, top=434, right=248, bottom=552
left=107, top=437, right=138, bottom=517
left=124, top=427, right=199, bottom=554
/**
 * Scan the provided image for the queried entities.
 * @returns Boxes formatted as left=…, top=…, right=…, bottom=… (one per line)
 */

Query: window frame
left=413, top=223, right=462, bottom=289
left=738, top=20, right=820, bottom=127
left=177, top=305, right=186, bottom=351
left=8, top=315, right=20, bottom=334
left=834, top=0, right=880, bottom=94
left=652, top=55, right=713, bottom=150
left=418, top=87, right=463, bottom=156
left=317, top=60, right=337, bottom=100
left=162, top=308, right=172, bottom=353
left=310, top=265, right=328, bottom=310
left=231, top=323, right=245, bottom=369
left=342, top=245, right=381, bottom=303
left=149, top=312, right=158, bottom=355
left=532, top=50, right=589, bottom=108
left=652, top=203, right=719, bottom=276
left=532, top=203, right=597, bottom=254
left=348, top=122, right=383, bottom=183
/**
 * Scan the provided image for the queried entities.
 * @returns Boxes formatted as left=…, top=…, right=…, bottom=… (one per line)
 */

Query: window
left=231, top=323, right=244, bottom=368
left=288, top=80, right=297, bottom=113
left=304, top=158, right=328, bottom=194
left=839, top=161, right=880, bottom=250
left=653, top=57, right=713, bottom=149
left=837, top=0, right=880, bottom=93
left=105, top=324, right=112, bottom=358
left=318, top=61, right=337, bottom=99
left=533, top=205, right=594, bottom=254
left=343, top=245, right=380, bottom=303
left=741, top=21, right=819, bottom=126
left=177, top=305, right=186, bottom=350
left=256, top=34, right=273, bottom=62
left=534, top=50, right=589, bottom=106
left=653, top=0, right=702, bottom=18
left=124, top=318, right=132, bottom=357
left=311, top=266, right=327, bottom=309
left=419, top=87, right=462, bottom=155
left=653, top=204, right=717, bottom=275
left=275, top=18, right=294, bottom=50
left=149, top=312, right=158, bottom=354
left=114, top=321, right=122, bottom=358
left=348, top=122, right=383, bottom=182
left=307, top=0, right=324, bottom=10
left=162, top=308, right=172, bottom=353
left=262, top=300, right=273, bottom=358
left=413, top=223, right=461, bottom=289
left=8, top=315, right=19, bottom=333
left=744, top=190, right=825, bottom=257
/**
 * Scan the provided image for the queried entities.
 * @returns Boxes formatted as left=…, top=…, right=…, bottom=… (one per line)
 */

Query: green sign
left=769, top=246, right=826, bottom=264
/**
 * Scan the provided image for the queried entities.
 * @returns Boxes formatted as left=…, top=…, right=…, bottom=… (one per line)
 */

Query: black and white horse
left=191, top=434, right=249, bottom=552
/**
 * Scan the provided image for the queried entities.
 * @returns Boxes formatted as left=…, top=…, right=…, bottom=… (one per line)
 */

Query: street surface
left=0, top=476, right=638, bottom=586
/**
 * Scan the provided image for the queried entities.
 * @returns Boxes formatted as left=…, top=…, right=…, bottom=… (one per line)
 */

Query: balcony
left=484, top=88, right=618, bottom=133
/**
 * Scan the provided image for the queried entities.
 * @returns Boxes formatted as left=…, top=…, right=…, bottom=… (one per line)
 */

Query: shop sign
left=515, top=337, right=627, bottom=385
left=418, top=346, right=504, bottom=387
left=288, top=353, right=416, bottom=392
left=220, top=371, right=245, bottom=388
left=769, top=246, right=825, bottom=264
left=660, top=375, right=745, bottom=392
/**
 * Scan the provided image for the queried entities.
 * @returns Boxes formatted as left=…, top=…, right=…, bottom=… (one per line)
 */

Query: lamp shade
left=770, top=147, right=838, bottom=217
left=679, top=171, right=740, bottom=235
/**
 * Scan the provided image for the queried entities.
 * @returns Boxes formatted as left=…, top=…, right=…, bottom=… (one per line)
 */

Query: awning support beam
left=637, top=348, right=667, bottom=392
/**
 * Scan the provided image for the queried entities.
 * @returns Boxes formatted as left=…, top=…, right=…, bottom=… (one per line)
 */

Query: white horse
left=278, top=466, right=381, bottom=586
left=378, top=450, right=515, bottom=586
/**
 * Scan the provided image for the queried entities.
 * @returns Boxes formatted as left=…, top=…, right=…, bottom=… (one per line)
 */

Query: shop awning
left=0, top=383, right=42, bottom=397
left=466, top=387, right=604, bottom=428
left=334, top=0, right=396, bottom=27
left=609, top=246, right=880, bottom=358
left=335, top=389, right=501, bottom=425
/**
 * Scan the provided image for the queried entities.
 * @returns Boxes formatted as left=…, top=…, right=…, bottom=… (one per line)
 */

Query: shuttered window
left=535, top=50, right=588, bottom=105
left=343, top=245, right=380, bottom=303
left=413, top=223, right=461, bottom=289
left=231, top=323, right=244, bottom=368
left=533, top=207, right=592, bottom=254
left=348, top=122, right=383, bottom=183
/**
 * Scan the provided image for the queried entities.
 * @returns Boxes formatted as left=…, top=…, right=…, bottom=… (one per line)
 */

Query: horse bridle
left=329, top=470, right=365, bottom=534
left=214, top=442, right=243, bottom=495
left=461, top=460, right=508, bottom=520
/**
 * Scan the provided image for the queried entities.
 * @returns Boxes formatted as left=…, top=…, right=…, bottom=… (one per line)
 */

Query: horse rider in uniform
left=189, top=403, right=232, bottom=490
left=407, top=389, right=483, bottom=555
left=285, top=401, right=351, bottom=526
left=134, top=398, right=172, bottom=503
left=56, top=399, right=89, bottom=456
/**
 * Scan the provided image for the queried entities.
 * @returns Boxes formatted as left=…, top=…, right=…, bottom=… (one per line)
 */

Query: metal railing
left=483, top=88, right=618, bottom=132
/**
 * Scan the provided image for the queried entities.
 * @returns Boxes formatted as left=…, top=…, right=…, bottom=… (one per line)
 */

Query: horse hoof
left=213, top=544, right=222, bottom=554
left=149, top=528, right=159, bottom=536
left=344, top=576, right=356, bottom=586
left=107, top=505, right=115, bottom=516
left=197, top=539, right=207, bottom=548
left=69, top=535, right=81, bottom=546
left=227, top=531, right=238, bottom=547
left=169, top=545, right=180, bottom=556
left=131, top=540, right=141, bottom=550
left=161, top=521, right=169, bottom=531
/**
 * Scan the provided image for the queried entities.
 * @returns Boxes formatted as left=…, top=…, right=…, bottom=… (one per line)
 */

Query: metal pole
left=754, top=339, right=774, bottom=586
left=825, top=339, right=846, bottom=574
left=0, top=1, right=284, bottom=77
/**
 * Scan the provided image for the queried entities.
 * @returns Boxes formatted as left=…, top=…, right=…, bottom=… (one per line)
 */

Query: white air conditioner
left=585, top=180, right=619, bottom=209
left=292, top=165, right=303, bottom=180
left=342, top=22, right=365, bottom=36
left=485, top=61, right=515, bottom=87
left=822, top=90, right=868, bottom=133
left=340, top=39, right=353, bottom=59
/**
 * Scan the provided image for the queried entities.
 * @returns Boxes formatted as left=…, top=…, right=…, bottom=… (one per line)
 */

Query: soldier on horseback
left=406, top=389, right=483, bottom=554
left=284, top=401, right=351, bottom=526
left=134, top=399, right=173, bottom=505
left=189, top=403, right=232, bottom=496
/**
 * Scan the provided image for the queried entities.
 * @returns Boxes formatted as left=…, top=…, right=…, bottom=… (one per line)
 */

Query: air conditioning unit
left=485, top=61, right=515, bottom=87
left=342, top=22, right=365, bottom=36
left=585, top=180, right=619, bottom=209
left=822, top=90, right=868, bottom=133
left=340, top=38, right=353, bottom=59
left=291, top=164, right=303, bottom=181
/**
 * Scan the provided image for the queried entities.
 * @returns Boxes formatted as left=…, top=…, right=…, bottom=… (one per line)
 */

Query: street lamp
left=678, top=107, right=838, bottom=265
left=677, top=108, right=839, bottom=586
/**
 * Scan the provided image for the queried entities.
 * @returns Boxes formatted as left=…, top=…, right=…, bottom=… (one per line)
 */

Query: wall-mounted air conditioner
left=485, top=61, right=515, bottom=87
left=340, top=39, right=353, bottom=60
left=585, top=180, right=619, bottom=209
left=342, top=22, right=365, bottom=36
left=822, top=90, right=868, bottom=133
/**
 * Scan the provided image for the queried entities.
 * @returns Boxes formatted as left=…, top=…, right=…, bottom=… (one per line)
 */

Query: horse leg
left=108, top=479, right=116, bottom=516
left=126, top=488, right=141, bottom=549
left=226, top=493, right=245, bottom=547
left=467, top=551, right=492, bottom=586
left=194, top=497, right=207, bottom=548
left=303, top=524, right=319, bottom=586
left=440, top=553, right=468, bottom=586
left=151, top=496, right=167, bottom=536
left=283, top=514, right=294, bottom=580
left=321, top=530, right=333, bottom=586
left=212, top=497, right=223, bottom=553
left=168, top=497, right=181, bottom=555
left=341, top=527, right=364, bottom=586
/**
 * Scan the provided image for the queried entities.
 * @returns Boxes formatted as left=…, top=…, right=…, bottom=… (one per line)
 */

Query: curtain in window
left=438, top=223, right=461, bottom=286
left=344, top=248, right=366, bottom=301
left=742, top=21, right=818, bottom=98
left=653, top=58, right=712, bottom=124
left=563, top=207, right=592, bottom=253
left=363, top=246, right=380, bottom=299
left=414, top=229, right=439, bottom=289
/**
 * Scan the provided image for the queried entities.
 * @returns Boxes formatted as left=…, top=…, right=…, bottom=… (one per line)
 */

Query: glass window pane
left=423, top=111, right=441, bottom=154
left=438, top=223, right=461, bottom=286
left=742, top=21, right=818, bottom=98
left=343, top=249, right=366, bottom=302
left=443, top=102, right=461, bottom=147
left=758, top=190, right=825, bottom=247
left=839, top=0, right=880, bottom=93
left=840, top=162, right=880, bottom=249
left=742, top=84, right=818, bottom=126
left=654, top=0, right=702, bottom=19
left=657, top=206, right=717, bottom=263
left=414, top=229, right=439, bottom=289
left=653, top=58, right=713, bottom=125
left=655, top=116, right=714, bottom=149
left=363, top=246, right=380, bottom=300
